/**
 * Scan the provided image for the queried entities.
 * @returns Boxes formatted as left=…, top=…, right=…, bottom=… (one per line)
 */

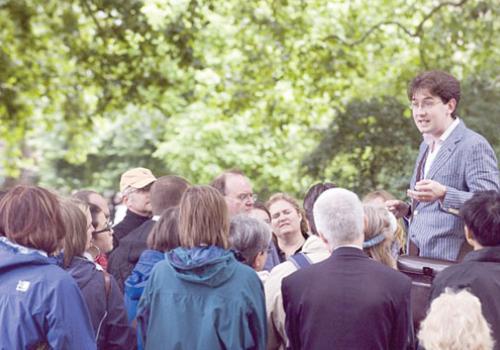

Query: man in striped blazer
left=387, top=71, right=499, bottom=261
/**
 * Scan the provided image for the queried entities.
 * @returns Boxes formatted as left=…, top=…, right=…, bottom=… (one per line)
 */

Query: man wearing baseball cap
left=113, top=167, right=157, bottom=246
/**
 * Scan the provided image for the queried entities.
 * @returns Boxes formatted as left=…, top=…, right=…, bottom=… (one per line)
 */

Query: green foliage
left=0, top=0, right=499, bottom=200
left=302, top=97, right=420, bottom=196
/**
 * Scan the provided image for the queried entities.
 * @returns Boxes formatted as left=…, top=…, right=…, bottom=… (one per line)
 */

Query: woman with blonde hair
left=418, top=289, right=494, bottom=350
left=363, top=190, right=407, bottom=255
left=266, top=193, right=309, bottom=262
left=362, top=204, right=398, bottom=269
left=138, top=185, right=266, bottom=349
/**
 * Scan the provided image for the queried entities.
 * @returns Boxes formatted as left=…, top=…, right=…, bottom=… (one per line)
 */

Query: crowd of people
left=0, top=70, right=499, bottom=350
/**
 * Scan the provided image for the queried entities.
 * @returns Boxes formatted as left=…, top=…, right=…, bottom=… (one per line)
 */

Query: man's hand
left=407, top=179, right=447, bottom=203
left=385, top=200, right=410, bottom=219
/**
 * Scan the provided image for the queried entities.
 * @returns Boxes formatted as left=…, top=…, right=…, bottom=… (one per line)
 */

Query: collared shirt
left=424, top=118, right=460, bottom=178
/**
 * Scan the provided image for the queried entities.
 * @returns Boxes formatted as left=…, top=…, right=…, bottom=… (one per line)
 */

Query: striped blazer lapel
left=411, top=142, right=429, bottom=187
left=427, top=121, right=466, bottom=180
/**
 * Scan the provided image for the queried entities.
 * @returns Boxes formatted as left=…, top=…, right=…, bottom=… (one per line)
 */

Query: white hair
left=313, top=188, right=364, bottom=249
left=229, top=215, right=271, bottom=267
left=418, top=289, right=494, bottom=350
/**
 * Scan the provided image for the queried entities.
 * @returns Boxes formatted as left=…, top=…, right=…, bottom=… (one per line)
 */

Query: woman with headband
left=362, top=204, right=398, bottom=269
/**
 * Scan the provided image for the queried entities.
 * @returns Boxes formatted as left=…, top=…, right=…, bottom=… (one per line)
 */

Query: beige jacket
left=265, top=235, right=330, bottom=350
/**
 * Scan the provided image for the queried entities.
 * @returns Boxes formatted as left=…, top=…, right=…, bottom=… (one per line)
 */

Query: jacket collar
left=464, top=246, right=500, bottom=263
left=426, top=119, right=466, bottom=179
left=331, top=246, right=368, bottom=259
left=122, top=209, right=150, bottom=224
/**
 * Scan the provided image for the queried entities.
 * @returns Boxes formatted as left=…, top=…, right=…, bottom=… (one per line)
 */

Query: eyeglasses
left=236, top=193, right=257, bottom=202
left=93, top=225, right=112, bottom=235
left=409, top=99, right=441, bottom=111
left=123, top=186, right=151, bottom=196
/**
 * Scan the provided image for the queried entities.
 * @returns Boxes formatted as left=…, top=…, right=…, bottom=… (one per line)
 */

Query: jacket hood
left=0, top=238, right=50, bottom=272
left=166, top=246, right=236, bottom=287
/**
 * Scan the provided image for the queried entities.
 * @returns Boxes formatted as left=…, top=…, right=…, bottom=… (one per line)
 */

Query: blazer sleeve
left=389, top=280, right=415, bottom=350
left=281, top=276, right=301, bottom=350
left=46, top=275, right=97, bottom=350
left=102, top=275, right=137, bottom=350
left=442, top=138, right=500, bottom=210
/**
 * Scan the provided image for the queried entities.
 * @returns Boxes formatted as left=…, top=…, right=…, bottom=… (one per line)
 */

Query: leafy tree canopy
left=1, top=0, right=498, bottom=199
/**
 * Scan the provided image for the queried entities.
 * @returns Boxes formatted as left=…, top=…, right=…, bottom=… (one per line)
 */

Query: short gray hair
left=229, top=215, right=271, bottom=267
left=313, top=188, right=364, bottom=249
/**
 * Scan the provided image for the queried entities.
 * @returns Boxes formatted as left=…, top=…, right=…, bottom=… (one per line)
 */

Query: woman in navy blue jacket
left=59, top=198, right=136, bottom=350
left=0, top=186, right=96, bottom=350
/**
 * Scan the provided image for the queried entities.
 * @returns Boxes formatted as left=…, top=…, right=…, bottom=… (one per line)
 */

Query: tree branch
left=325, top=0, right=470, bottom=47
left=80, top=0, right=105, bottom=36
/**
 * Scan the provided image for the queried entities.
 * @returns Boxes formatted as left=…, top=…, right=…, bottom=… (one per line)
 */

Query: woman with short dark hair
left=0, top=185, right=96, bottom=349
left=138, top=185, right=266, bottom=349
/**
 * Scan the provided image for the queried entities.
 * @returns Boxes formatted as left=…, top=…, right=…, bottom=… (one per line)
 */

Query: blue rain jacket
left=124, top=249, right=165, bottom=322
left=0, top=237, right=96, bottom=350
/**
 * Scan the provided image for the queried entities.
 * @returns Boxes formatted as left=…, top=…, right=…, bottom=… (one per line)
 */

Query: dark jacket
left=431, top=246, right=500, bottom=350
left=282, top=247, right=414, bottom=350
left=0, top=237, right=96, bottom=350
left=113, top=209, right=150, bottom=247
left=67, top=256, right=136, bottom=350
left=108, top=219, right=156, bottom=292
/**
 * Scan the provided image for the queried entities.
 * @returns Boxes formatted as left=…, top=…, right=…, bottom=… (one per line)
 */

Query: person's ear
left=446, top=98, right=457, bottom=117
left=318, top=231, right=332, bottom=253
left=464, top=225, right=475, bottom=247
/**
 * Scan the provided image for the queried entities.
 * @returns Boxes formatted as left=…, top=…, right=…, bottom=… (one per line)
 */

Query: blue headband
left=362, top=233, right=386, bottom=249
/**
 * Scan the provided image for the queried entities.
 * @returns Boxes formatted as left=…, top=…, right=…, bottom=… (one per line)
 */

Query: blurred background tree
left=1, top=0, right=498, bottom=199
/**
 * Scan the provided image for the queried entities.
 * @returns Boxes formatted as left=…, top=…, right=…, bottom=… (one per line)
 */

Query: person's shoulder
left=266, top=260, right=298, bottom=290
left=148, top=258, right=172, bottom=279
left=433, top=262, right=466, bottom=284
left=42, top=264, right=84, bottom=293
left=124, top=219, right=155, bottom=241
left=460, top=121, right=492, bottom=145
left=139, top=249, right=164, bottom=263
left=232, top=259, right=261, bottom=280
left=365, top=259, right=412, bottom=286
left=281, top=258, right=326, bottom=287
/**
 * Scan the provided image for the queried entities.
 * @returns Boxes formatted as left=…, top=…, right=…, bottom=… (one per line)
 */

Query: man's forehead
left=412, top=89, right=437, bottom=100
left=225, top=174, right=252, bottom=194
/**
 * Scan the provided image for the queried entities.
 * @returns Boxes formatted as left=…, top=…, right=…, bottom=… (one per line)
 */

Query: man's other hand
left=385, top=200, right=410, bottom=219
